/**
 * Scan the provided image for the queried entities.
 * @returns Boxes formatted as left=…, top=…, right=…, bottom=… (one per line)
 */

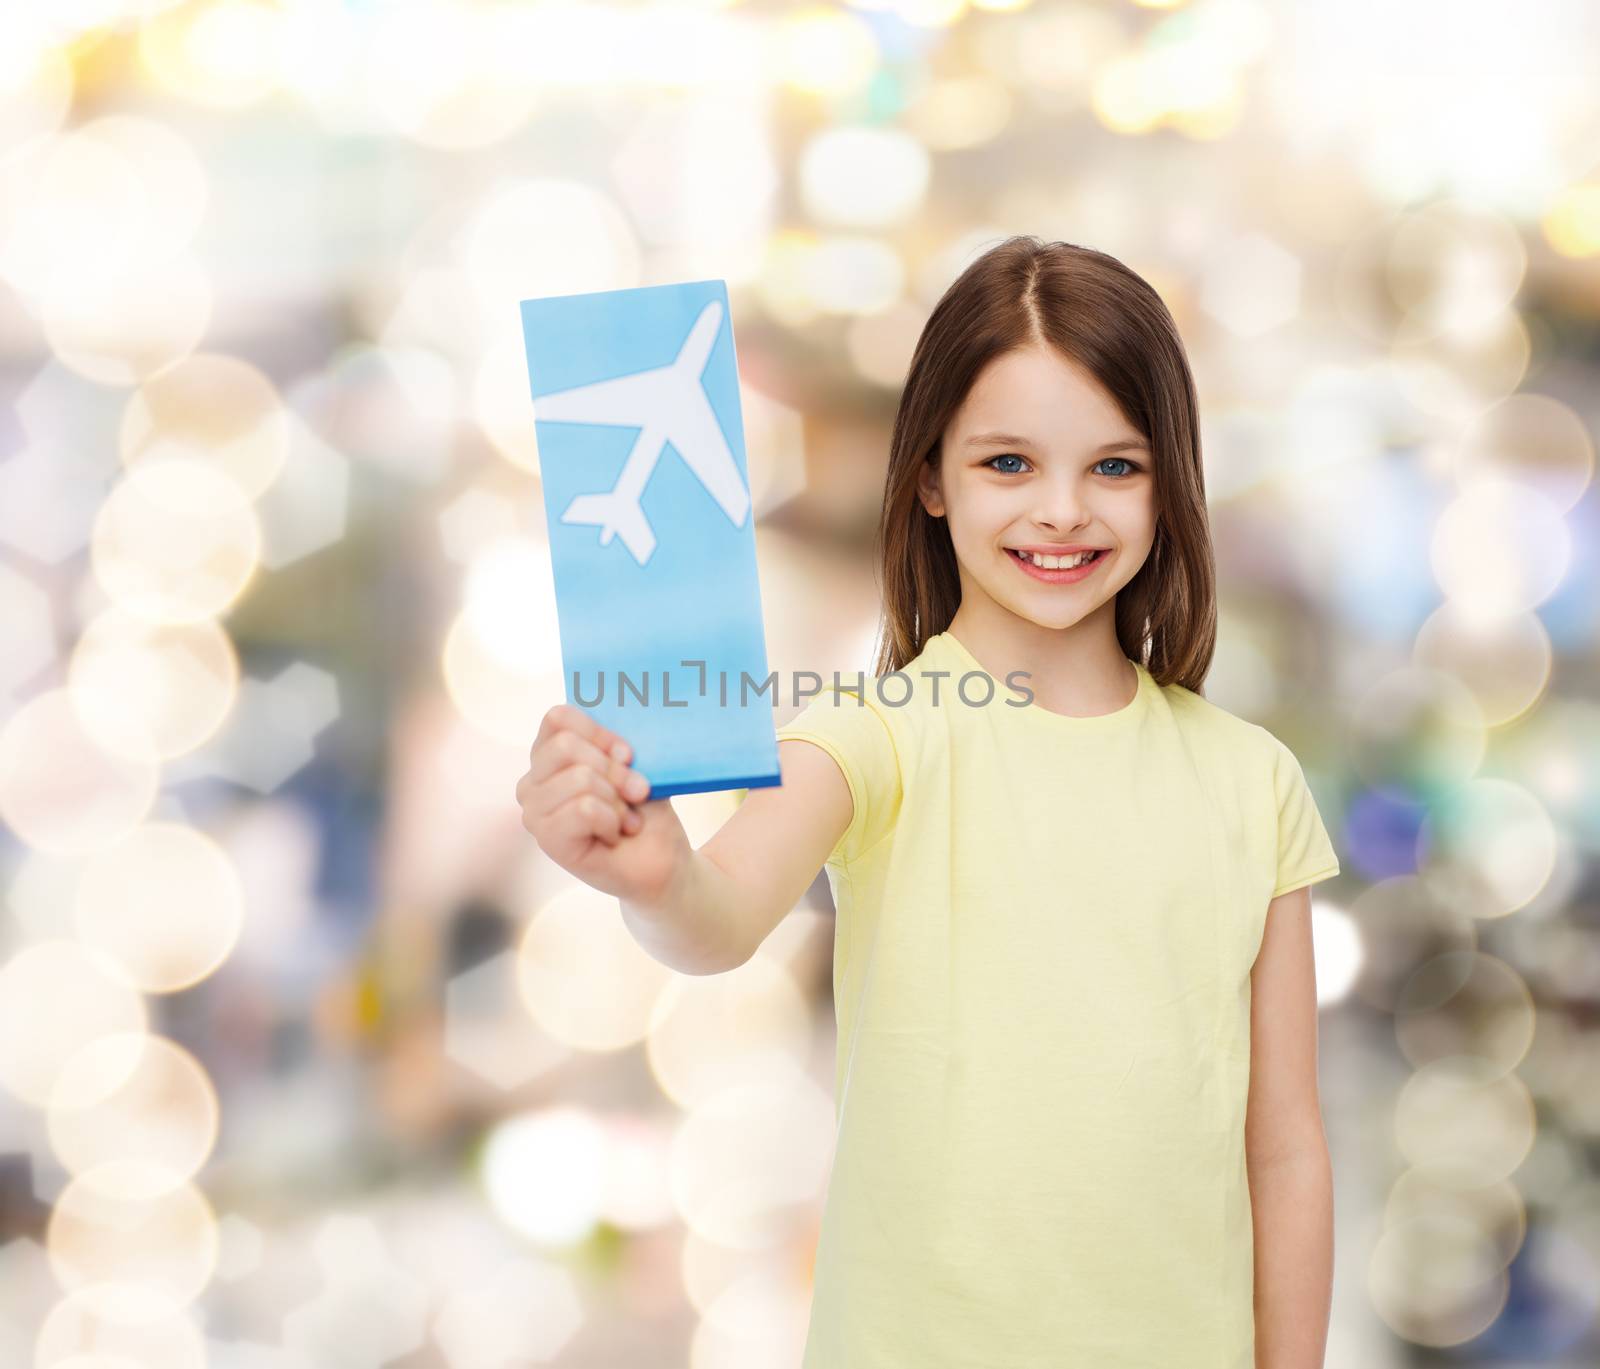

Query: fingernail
left=611, top=741, right=629, bottom=762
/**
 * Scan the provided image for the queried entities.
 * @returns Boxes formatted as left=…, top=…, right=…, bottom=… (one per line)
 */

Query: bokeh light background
left=1, top=0, right=1599, bottom=1365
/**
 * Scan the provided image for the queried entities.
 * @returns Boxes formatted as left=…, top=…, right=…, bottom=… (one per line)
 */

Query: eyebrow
left=962, top=431, right=1150, bottom=454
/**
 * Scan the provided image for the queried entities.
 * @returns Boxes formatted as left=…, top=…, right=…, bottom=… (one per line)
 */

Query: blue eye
left=984, top=454, right=1028, bottom=474
left=981, top=454, right=1144, bottom=478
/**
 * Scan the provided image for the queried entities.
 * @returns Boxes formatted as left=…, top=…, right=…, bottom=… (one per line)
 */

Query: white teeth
left=1015, top=549, right=1097, bottom=569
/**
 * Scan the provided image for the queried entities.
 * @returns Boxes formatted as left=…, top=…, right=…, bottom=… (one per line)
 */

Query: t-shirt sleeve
left=774, top=683, right=902, bottom=867
left=1264, top=730, right=1341, bottom=898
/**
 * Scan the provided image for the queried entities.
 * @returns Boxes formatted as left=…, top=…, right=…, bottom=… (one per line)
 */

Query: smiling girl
left=516, top=235, right=1342, bottom=1368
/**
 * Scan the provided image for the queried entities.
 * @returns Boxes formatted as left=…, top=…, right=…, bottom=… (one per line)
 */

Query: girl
left=515, top=235, right=1341, bottom=1368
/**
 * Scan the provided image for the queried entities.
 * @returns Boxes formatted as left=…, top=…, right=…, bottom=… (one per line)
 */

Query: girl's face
left=917, top=343, right=1158, bottom=635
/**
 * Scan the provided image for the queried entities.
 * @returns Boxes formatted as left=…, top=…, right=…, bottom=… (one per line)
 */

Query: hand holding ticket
left=515, top=703, right=691, bottom=907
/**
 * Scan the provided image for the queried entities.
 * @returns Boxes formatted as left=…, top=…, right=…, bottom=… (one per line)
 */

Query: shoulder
left=1149, top=676, right=1293, bottom=784
left=1152, top=674, right=1272, bottom=748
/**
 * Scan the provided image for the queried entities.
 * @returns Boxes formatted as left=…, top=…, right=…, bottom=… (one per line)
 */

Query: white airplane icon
left=531, top=298, right=750, bottom=566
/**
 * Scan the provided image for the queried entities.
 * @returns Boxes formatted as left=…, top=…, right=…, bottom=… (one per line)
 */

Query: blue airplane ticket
left=520, top=279, right=782, bottom=800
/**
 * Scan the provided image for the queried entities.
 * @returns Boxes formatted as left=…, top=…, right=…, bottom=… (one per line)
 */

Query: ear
left=916, top=455, right=945, bottom=518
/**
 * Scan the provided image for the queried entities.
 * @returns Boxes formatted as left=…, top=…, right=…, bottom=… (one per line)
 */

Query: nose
left=1032, top=473, right=1092, bottom=534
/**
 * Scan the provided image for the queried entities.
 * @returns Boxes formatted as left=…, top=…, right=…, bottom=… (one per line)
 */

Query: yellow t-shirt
left=773, top=629, right=1340, bottom=1368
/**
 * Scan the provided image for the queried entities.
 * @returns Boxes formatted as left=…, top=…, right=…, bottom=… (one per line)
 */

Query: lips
left=1007, top=547, right=1105, bottom=565
left=1005, top=545, right=1109, bottom=582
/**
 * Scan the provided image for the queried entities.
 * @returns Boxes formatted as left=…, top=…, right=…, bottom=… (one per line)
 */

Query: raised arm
left=670, top=737, right=855, bottom=968
left=515, top=704, right=853, bottom=976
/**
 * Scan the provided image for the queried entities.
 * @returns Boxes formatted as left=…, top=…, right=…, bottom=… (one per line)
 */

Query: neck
left=943, top=606, right=1136, bottom=718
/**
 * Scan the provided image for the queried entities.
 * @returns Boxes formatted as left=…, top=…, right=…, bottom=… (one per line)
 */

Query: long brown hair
left=870, top=234, right=1216, bottom=693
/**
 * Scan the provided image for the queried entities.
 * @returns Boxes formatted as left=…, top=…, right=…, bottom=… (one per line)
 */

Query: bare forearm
left=1249, top=1145, right=1333, bottom=1369
left=619, top=849, right=749, bottom=976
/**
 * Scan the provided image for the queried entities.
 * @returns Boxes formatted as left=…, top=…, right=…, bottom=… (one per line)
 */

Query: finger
left=527, top=724, right=623, bottom=789
left=531, top=730, right=652, bottom=810
left=550, top=791, right=623, bottom=849
left=533, top=704, right=634, bottom=771
left=529, top=759, right=625, bottom=823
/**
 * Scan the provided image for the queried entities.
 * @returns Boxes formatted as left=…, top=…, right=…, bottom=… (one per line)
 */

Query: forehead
left=955, top=346, right=1140, bottom=439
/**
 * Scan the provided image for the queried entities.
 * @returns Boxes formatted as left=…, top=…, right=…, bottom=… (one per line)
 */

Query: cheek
left=952, top=482, right=1017, bottom=526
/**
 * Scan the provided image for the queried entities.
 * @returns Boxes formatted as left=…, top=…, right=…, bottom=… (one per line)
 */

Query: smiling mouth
left=1006, top=547, right=1107, bottom=567
left=1004, top=546, right=1110, bottom=582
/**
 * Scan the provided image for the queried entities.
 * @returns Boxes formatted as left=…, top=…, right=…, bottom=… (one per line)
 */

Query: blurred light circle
left=35, top=1280, right=206, bottom=1368
left=645, top=955, right=812, bottom=1109
left=906, top=76, right=1014, bottom=150
left=139, top=0, right=282, bottom=109
left=437, top=485, right=521, bottom=564
left=1310, top=902, right=1362, bottom=1006
left=1389, top=313, right=1532, bottom=424
left=689, top=1267, right=812, bottom=1368
left=1418, top=778, right=1559, bottom=919
left=364, top=1, right=538, bottom=149
left=376, top=261, right=484, bottom=364
left=1346, top=666, right=1486, bottom=799
left=67, top=609, right=239, bottom=762
left=75, top=821, right=245, bottom=993
left=806, top=236, right=904, bottom=315
left=79, top=115, right=208, bottom=261
left=1542, top=183, right=1600, bottom=258
left=1393, top=951, right=1535, bottom=1076
left=1386, top=202, right=1526, bottom=339
left=798, top=126, right=930, bottom=229
left=609, top=93, right=779, bottom=251
left=1394, top=1055, right=1535, bottom=1186
left=47, top=1163, right=219, bottom=1306
left=596, top=1114, right=676, bottom=1230
left=0, top=18, right=74, bottom=160
left=48, top=1033, right=220, bottom=1197
left=1347, top=878, right=1477, bottom=1014
left=460, top=178, right=640, bottom=314
left=91, top=456, right=261, bottom=625
left=1384, top=1169, right=1526, bottom=1271
left=0, top=689, right=158, bottom=856
left=680, top=1225, right=814, bottom=1347
left=1431, top=478, right=1569, bottom=615
left=774, top=8, right=878, bottom=96
left=755, top=230, right=824, bottom=328
left=463, top=537, right=561, bottom=677
left=0, top=131, right=144, bottom=299
left=481, top=1106, right=606, bottom=1246
left=0, top=559, right=56, bottom=695
left=1367, top=1211, right=1509, bottom=1346
left=895, top=0, right=967, bottom=25
left=43, top=254, right=213, bottom=387
left=0, top=941, right=147, bottom=1108
left=516, top=885, right=674, bottom=1053
left=121, top=353, right=289, bottom=499
left=1412, top=602, right=1551, bottom=728
left=1454, top=391, right=1595, bottom=511
left=668, top=1076, right=834, bottom=1249
left=1091, top=53, right=1164, bottom=135
left=473, top=327, right=542, bottom=473
left=440, top=609, right=564, bottom=747
left=1005, top=7, right=1120, bottom=97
